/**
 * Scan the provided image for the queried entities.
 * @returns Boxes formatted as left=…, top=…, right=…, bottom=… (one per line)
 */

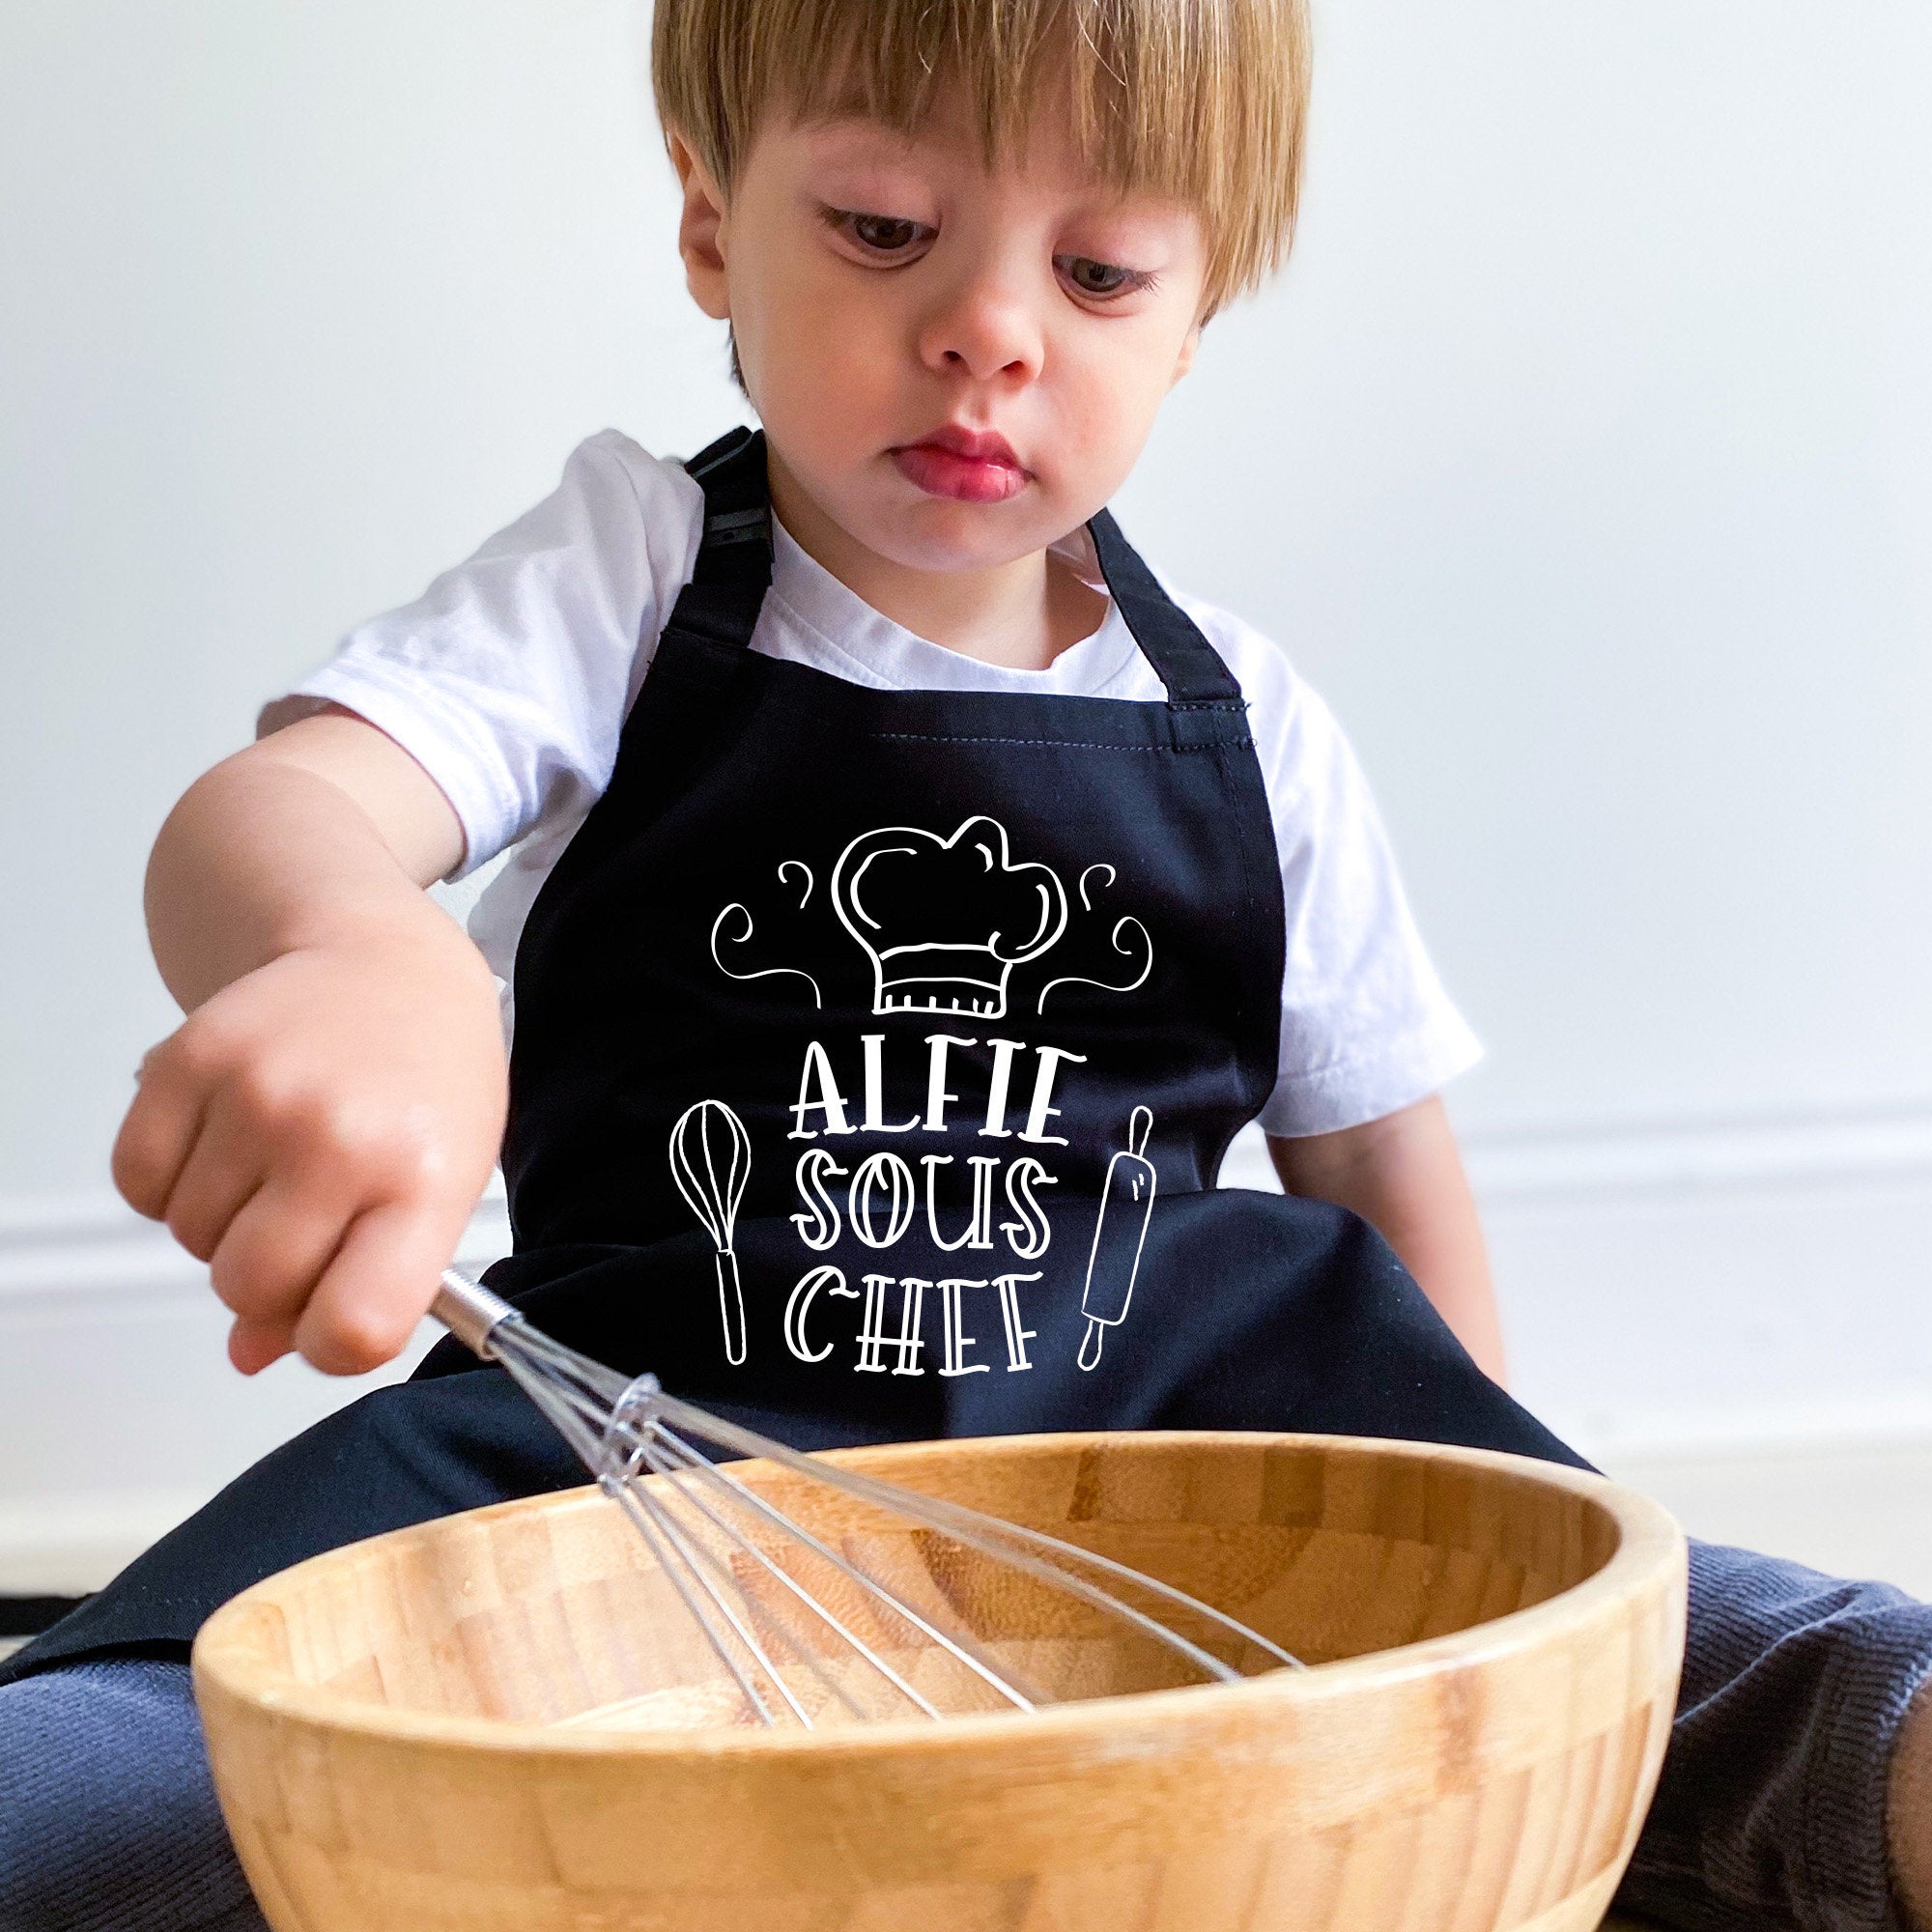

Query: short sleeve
left=1214, top=623, right=1482, bottom=1137
left=260, top=430, right=704, bottom=877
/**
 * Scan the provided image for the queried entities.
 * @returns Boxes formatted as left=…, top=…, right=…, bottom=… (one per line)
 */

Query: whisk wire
left=605, top=1469, right=813, bottom=1726
left=645, top=1420, right=1033, bottom=1715
left=866, top=1483, right=1307, bottom=1676
left=644, top=1390, right=1305, bottom=1683
left=624, top=1445, right=878, bottom=1725
left=635, top=1431, right=952, bottom=1719
left=432, top=1269, right=1303, bottom=1731
left=598, top=1471, right=783, bottom=1725
left=493, top=1349, right=615, bottom=1483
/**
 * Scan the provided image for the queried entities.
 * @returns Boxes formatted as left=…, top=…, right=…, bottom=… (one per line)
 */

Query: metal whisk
left=433, top=1269, right=1301, bottom=1728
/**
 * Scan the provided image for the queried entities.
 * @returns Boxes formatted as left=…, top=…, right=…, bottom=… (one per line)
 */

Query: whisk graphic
left=430, top=1268, right=1301, bottom=1728
left=669, top=1099, right=751, bottom=1366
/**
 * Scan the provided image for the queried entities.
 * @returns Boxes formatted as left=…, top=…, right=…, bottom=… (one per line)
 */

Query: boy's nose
left=917, top=275, right=1045, bottom=387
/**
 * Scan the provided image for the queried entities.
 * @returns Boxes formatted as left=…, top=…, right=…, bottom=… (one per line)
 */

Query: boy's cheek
left=737, top=254, right=890, bottom=393
left=747, top=287, right=914, bottom=442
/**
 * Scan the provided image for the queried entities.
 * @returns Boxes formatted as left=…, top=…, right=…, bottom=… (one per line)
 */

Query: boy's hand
left=114, top=711, right=503, bottom=1377
left=1891, top=1677, right=1932, bottom=1929
left=114, top=913, right=505, bottom=1376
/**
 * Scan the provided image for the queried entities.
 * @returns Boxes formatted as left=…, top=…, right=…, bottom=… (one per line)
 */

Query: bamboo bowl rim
left=192, top=1430, right=1685, bottom=1761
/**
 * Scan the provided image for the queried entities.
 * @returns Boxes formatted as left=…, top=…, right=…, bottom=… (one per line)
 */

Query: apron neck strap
left=1085, top=509, right=1242, bottom=704
left=685, top=425, right=775, bottom=589
left=676, top=426, right=1242, bottom=708
left=657, top=426, right=774, bottom=656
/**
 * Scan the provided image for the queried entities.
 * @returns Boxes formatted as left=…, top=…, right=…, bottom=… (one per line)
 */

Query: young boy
left=4, top=2, right=1930, bottom=1928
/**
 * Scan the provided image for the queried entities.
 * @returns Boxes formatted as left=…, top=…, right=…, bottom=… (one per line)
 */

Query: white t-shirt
left=267, top=429, right=1479, bottom=1138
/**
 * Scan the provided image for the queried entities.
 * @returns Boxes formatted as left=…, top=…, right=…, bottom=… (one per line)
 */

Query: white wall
left=3, top=1, right=1928, bottom=1584
left=1124, top=2, right=1932, bottom=1134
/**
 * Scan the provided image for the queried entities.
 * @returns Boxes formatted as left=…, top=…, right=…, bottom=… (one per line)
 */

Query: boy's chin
left=856, top=488, right=1088, bottom=576
left=773, top=447, right=1094, bottom=578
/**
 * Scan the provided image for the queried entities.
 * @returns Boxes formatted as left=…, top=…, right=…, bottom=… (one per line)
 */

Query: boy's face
left=673, top=91, right=1208, bottom=578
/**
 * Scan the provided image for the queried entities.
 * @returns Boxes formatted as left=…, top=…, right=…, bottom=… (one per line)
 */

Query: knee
left=0, top=1660, right=267, bottom=1932
left=1685, top=1539, right=1923, bottom=1674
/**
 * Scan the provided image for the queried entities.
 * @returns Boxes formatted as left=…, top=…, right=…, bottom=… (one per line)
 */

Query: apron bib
left=6, top=431, right=1578, bottom=1680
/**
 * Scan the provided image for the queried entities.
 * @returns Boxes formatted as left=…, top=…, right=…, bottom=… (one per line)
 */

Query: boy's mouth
left=890, top=425, right=1029, bottom=504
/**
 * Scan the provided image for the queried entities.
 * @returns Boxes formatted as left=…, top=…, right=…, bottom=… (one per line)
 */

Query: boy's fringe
left=653, top=0, right=1311, bottom=314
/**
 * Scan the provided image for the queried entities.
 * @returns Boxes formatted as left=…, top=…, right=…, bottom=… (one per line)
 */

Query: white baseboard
left=2, top=1108, right=1929, bottom=1592
left=1221, top=1109, right=1932, bottom=1464
left=1466, top=1115, right=1932, bottom=1465
left=1598, top=1435, right=1932, bottom=1599
left=0, top=1190, right=513, bottom=1594
left=0, top=1492, right=213, bottom=1598
left=0, top=1187, right=514, bottom=1308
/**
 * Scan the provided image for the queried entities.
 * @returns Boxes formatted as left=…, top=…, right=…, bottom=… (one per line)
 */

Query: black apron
left=6, top=429, right=1579, bottom=1682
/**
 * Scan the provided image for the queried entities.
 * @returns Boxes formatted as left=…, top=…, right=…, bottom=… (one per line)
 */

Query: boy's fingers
left=227, top=1315, right=297, bottom=1377
left=111, top=1042, right=209, bottom=1220
left=207, top=1179, right=353, bottom=1334
left=158, top=1103, right=272, bottom=1264
left=293, top=1199, right=461, bottom=1378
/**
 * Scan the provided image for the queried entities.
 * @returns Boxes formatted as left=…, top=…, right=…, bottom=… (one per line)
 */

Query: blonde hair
left=652, top=0, right=1312, bottom=315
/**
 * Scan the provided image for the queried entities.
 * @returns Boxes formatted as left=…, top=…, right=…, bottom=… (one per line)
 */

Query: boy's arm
left=113, top=710, right=506, bottom=1376
left=1266, top=1095, right=1507, bottom=1385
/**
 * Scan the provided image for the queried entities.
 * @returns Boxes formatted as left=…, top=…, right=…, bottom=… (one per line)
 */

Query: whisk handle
left=715, top=1250, right=748, bottom=1366
left=432, top=1268, right=518, bottom=1357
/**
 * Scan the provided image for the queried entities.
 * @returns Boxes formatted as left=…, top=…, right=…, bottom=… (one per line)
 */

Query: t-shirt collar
left=765, top=515, right=1144, bottom=695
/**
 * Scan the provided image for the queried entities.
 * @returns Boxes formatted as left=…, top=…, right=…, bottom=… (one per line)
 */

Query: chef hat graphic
left=831, top=816, right=1068, bottom=1019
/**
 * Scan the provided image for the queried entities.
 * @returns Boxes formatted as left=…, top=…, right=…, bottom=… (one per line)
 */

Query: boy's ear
left=1169, top=322, right=1203, bottom=388
left=668, top=130, right=732, bottom=323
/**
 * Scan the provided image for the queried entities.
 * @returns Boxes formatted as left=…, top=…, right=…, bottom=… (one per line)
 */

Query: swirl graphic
left=709, top=903, right=823, bottom=1009
left=1077, top=864, right=1117, bottom=910
left=1036, top=916, right=1153, bottom=1012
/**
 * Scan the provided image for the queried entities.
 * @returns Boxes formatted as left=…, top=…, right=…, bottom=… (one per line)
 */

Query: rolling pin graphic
left=1078, top=1107, right=1157, bottom=1372
left=669, top=1099, right=752, bottom=1366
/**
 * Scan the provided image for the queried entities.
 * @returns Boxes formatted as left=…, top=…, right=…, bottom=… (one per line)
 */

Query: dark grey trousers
left=2, top=1542, right=1929, bottom=1932
left=0, top=1657, right=266, bottom=1932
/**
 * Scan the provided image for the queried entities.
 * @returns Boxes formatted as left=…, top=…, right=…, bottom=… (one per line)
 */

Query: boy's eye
left=828, top=209, right=933, bottom=256
left=1056, top=254, right=1152, bottom=300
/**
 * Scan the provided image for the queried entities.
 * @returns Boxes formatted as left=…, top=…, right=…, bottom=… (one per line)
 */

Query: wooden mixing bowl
left=193, top=1431, right=1686, bottom=1932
